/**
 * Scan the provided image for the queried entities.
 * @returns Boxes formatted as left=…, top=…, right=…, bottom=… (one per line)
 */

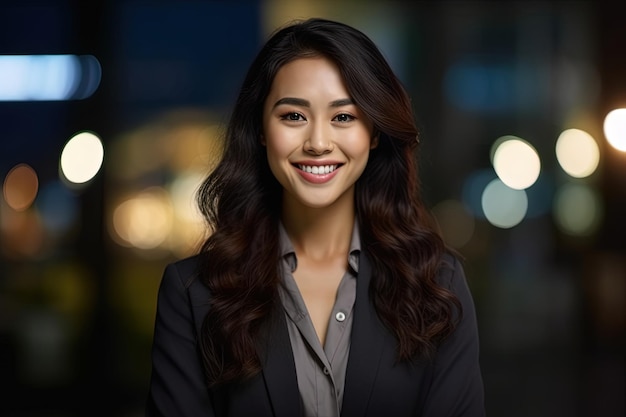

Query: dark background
left=0, top=1, right=624, bottom=416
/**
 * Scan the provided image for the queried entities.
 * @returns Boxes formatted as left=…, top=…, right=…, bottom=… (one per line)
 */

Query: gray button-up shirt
left=278, top=223, right=360, bottom=417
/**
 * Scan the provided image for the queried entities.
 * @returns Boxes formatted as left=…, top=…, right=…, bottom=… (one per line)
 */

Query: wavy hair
left=196, top=18, right=460, bottom=386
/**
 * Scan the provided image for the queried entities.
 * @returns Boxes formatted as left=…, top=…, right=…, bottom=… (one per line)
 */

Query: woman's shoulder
left=160, top=253, right=210, bottom=300
left=438, top=250, right=462, bottom=272
left=436, top=251, right=468, bottom=293
left=166, top=253, right=203, bottom=278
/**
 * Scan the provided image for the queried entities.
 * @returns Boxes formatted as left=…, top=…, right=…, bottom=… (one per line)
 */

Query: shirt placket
left=280, top=258, right=340, bottom=416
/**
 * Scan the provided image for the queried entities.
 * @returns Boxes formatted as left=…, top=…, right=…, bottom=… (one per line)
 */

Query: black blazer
left=146, top=252, right=485, bottom=417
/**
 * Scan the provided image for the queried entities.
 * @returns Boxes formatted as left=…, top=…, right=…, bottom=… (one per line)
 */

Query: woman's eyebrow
left=272, top=97, right=309, bottom=108
left=329, top=98, right=354, bottom=107
left=272, top=97, right=354, bottom=108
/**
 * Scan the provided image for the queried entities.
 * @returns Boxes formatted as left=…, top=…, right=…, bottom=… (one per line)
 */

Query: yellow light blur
left=3, top=163, right=39, bottom=211
left=491, top=136, right=541, bottom=190
left=432, top=199, right=475, bottom=248
left=481, top=178, right=528, bottom=229
left=167, top=171, right=208, bottom=257
left=603, top=108, right=626, bottom=152
left=0, top=203, right=45, bottom=258
left=108, top=115, right=223, bottom=182
left=60, top=131, right=104, bottom=184
left=170, top=171, right=204, bottom=222
left=41, top=262, right=94, bottom=323
left=553, top=183, right=602, bottom=236
left=555, top=128, right=600, bottom=178
left=112, top=187, right=173, bottom=249
left=263, top=0, right=330, bottom=35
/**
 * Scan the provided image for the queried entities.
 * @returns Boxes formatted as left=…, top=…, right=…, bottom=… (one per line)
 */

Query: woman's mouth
left=293, top=163, right=342, bottom=184
left=296, top=164, right=339, bottom=174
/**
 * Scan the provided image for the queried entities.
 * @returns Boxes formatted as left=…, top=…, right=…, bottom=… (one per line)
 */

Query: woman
left=147, top=18, right=485, bottom=417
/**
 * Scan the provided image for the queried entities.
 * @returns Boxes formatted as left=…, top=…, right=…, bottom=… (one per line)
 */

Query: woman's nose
left=304, top=123, right=333, bottom=155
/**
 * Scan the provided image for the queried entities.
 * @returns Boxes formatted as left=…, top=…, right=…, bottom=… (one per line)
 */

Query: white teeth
left=298, top=164, right=337, bottom=174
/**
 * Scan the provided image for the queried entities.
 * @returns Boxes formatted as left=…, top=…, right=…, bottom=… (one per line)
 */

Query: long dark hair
left=196, top=18, right=460, bottom=386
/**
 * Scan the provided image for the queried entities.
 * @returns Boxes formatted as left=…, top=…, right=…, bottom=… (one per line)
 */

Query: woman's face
left=262, top=56, right=375, bottom=211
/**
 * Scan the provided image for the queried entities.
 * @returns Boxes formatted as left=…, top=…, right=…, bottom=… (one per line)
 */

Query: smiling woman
left=146, top=18, right=485, bottom=417
left=262, top=56, right=375, bottom=213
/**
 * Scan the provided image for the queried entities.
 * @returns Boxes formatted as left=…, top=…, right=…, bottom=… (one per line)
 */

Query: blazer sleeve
left=146, top=262, right=215, bottom=417
left=421, top=256, right=486, bottom=417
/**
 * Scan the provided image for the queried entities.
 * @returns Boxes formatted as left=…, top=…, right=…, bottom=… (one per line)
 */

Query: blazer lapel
left=261, top=310, right=303, bottom=417
left=341, top=253, right=389, bottom=417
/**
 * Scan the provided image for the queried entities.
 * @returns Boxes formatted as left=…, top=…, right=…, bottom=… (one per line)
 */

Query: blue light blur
left=462, top=168, right=497, bottom=218
left=444, top=59, right=542, bottom=114
left=444, top=60, right=514, bottom=113
left=0, top=54, right=101, bottom=101
left=36, top=180, right=79, bottom=235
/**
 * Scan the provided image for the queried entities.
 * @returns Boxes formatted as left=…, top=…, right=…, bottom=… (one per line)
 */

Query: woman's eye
left=280, top=112, right=305, bottom=121
left=334, top=113, right=355, bottom=122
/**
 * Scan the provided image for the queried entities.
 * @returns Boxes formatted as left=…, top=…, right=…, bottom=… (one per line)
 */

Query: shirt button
left=323, top=367, right=330, bottom=375
left=335, top=311, right=346, bottom=322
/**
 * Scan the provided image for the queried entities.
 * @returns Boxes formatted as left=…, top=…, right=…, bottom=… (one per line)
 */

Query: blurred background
left=1, top=0, right=624, bottom=416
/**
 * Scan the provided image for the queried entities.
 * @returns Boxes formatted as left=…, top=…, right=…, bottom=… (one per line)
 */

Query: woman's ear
left=370, top=131, right=379, bottom=149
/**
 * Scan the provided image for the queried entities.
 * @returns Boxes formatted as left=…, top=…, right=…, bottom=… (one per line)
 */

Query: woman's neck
left=281, top=194, right=355, bottom=262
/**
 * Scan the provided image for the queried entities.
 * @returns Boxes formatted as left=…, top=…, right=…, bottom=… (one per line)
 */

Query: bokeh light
left=491, top=136, right=541, bottom=190
left=481, top=178, right=528, bottom=229
left=0, top=54, right=101, bottom=101
left=170, top=171, right=204, bottom=223
left=168, top=171, right=207, bottom=257
left=556, top=128, right=600, bottom=178
left=37, top=181, right=80, bottom=236
left=112, top=187, right=173, bottom=250
left=462, top=169, right=497, bottom=219
left=444, top=60, right=516, bottom=113
left=0, top=204, right=45, bottom=258
left=60, top=132, right=104, bottom=184
left=432, top=199, right=475, bottom=248
left=553, top=183, right=602, bottom=236
left=3, top=163, right=39, bottom=211
left=603, top=108, right=626, bottom=151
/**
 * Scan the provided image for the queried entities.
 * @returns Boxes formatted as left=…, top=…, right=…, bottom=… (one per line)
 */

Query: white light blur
left=481, top=178, right=528, bottom=229
left=553, top=183, right=602, bottom=236
left=432, top=199, right=475, bottom=248
left=112, top=188, right=173, bottom=250
left=60, top=132, right=104, bottom=184
left=491, top=136, right=541, bottom=190
left=603, top=108, right=626, bottom=152
left=556, top=129, right=600, bottom=178
left=0, top=55, right=101, bottom=101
